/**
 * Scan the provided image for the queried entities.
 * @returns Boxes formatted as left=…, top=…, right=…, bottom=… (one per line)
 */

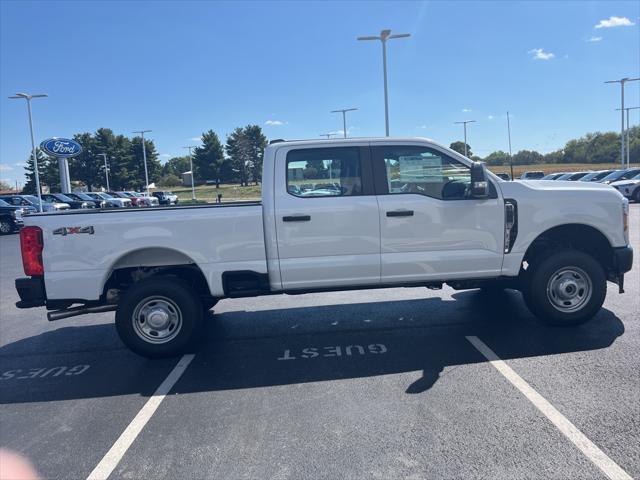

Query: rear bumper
left=15, top=277, right=46, bottom=308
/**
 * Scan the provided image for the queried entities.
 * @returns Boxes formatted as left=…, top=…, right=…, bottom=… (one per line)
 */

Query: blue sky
left=1, top=0, right=639, bottom=187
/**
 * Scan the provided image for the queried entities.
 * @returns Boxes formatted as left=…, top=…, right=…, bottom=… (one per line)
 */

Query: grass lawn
left=168, top=161, right=638, bottom=203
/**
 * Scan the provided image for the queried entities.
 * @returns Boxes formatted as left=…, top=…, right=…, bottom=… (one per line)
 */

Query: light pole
left=133, top=130, right=152, bottom=193
left=9, top=92, right=47, bottom=211
left=320, top=133, right=337, bottom=139
left=615, top=106, right=639, bottom=167
left=330, top=108, right=358, bottom=138
left=605, top=77, right=639, bottom=166
left=454, top=120, right=476, bottom=157
left=357, top=29, right=410, bottom=136
left=506, top=111, right=514, bottom=180
left=97, top=153, right=110, bottom=191
left=183, top=145, right=198, bottom=200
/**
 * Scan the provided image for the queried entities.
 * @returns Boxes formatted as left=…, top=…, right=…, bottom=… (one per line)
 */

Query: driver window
left=380, top=146, right=471, bottom=200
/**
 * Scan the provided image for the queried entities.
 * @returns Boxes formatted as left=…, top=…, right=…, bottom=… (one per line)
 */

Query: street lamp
left=357, top=29, right=411, bottom=136
left=330, top=108, right=358, bottom=138
left=605, top=77, right=640, bottom=166
left=132, top=130, right=152, bottom=193
left=506, top=111, right=514, bottom=180
left=182, top=145, right=198, bottom=200
left=615, top=106, right=639, bottom=167
left=454, top=120, right=476, bottom=157
left=97, top=153, right=110, bottom=191
left=9, top=92, right=47, bottom=211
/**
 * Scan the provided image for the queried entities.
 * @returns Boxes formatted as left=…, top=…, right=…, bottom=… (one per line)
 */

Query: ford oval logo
left=40, top=138, right=82, bottom=158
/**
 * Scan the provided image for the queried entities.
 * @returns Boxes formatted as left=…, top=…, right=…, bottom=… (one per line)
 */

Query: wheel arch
left=522, top=223, right=615, bottom=274
left=101, top=247, right=214, bottom=301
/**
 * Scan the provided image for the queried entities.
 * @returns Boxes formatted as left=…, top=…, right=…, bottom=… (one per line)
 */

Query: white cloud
left=595, top=16, right=634, bottom=29
left=160, top=153, right=171, bottom=158
left=528, top=48, right=555, bottom=60
left=462, top=108, right=472, bottom=112
left=487, top=115, right=494, bottom=120
left=587, top=36, right=602, bottom=42
left=14, top=162, right=25, bottom=167
left=188, top=136, right=202, bottom=142
left=0, top=164, right=14, bottom=172
left=265, top=120, right=285, bottom=126
left=418, top=125, right=428, bottom=129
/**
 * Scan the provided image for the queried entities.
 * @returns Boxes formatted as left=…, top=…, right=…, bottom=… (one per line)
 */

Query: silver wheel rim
left=546, top=267, right=592, bottom=313
left=132, top=296, right=183, bottom=344
left=0, top=221, right=10, bottom=233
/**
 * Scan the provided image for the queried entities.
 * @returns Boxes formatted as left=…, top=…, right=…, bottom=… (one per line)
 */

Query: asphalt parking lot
left=1, top=206, right=638, bottom=480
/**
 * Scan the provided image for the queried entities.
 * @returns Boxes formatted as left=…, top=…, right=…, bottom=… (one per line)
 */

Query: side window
left=286, top=147, right=362, bottom=197
left=379, top=146, right=471, bottom=200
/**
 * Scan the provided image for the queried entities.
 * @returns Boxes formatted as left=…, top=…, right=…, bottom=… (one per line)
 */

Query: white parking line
left=466, top=336, right=632, bottom=480
left=86, top=354, right=195, bottom=480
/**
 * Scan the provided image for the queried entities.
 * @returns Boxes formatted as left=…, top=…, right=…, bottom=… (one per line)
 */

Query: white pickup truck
left=15, top=138, right=633, bottom=357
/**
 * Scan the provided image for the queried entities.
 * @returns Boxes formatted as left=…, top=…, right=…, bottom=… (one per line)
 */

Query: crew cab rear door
left=273, top=143, right=380, bottom=290
left=371, top=142, right=504, bottom=282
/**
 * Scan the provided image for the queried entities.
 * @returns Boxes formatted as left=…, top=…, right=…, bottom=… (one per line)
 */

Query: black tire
left=522, top=249, right=606, bottom=326
left=634, top=188, right=640, bottom=203
left=0, top=217, right=14, bottom=235
left=115, top=277, right=203, bottom=358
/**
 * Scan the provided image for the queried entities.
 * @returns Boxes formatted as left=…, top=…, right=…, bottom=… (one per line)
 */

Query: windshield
left=21, top=195, right=50, bottom=205
left=0, top=199, right=11, bottom=207
left=601, top=170, right=629, bottom=182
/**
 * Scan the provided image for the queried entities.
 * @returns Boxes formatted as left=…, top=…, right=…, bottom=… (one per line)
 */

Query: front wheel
left=115, top=277, right=203, bottom=358
left=523, top=250, right=606, bottom=326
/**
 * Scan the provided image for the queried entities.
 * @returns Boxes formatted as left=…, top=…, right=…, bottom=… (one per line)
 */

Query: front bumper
left=15, top=277, right=46, bottom=308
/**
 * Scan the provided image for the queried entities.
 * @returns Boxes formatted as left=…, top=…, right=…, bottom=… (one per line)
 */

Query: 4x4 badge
left=53, top=226, right=94, bottom=236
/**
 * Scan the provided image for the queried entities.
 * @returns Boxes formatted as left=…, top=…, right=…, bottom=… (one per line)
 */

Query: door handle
left=283, top=215, right=311, bottom=222
left=386, top=210, right=414, bottom=217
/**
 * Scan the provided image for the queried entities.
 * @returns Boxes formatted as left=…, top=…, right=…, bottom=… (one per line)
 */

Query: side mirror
left=470, top=162, right=489, bottom=198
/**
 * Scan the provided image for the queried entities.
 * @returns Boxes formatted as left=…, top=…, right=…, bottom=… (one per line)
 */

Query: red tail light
left=20, top=226, right=44, bottom=276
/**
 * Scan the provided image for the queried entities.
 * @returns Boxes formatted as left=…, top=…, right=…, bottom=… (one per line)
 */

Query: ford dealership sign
left=40, top=138, right=82, bottom=158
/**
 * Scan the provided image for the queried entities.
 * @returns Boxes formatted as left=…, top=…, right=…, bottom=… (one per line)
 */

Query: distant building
left=181, top=171, right=193, bottom=187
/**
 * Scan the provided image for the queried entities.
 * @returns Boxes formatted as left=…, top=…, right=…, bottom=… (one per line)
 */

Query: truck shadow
left=0, top=289, right=626, bottom=404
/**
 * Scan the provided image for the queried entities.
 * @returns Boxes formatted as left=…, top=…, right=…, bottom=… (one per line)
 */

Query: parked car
left=41, top=193, right=94, bottom=210
left=579, top=170, right=616, bottom=182
left=599, top=168, right=640, bottom=185
left=611, top=173, right=640, bottom=202
left=519, top=171, right=545, bottom=180
left=63, top=192, right=106, bottom=209
left=0, top=195, right=67, bottom=212
left=120, top=191, right=159, bottom=207
left=541, top=172, right=567, bottom=180
left=152, top=191, right=178, bottom=205
left=85, top=192, right=132, bottom=208
left=15, top=137, right=633, bottom=358
left=495, top=173, right=511, bottom=181
left=555, top=171, right=591, bottom=181
left=0, top=198, right=24, bottom=234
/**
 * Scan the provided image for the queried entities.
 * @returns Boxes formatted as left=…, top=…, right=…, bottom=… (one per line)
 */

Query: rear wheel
left=115, top=277, right=203, bottom=358
left=522, top=249, right=606, bottom=326
left=633, top=188, right=640, bottom=203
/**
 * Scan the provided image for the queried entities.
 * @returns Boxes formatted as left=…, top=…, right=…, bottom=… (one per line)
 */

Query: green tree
left=193, top=130, right=227, bottom=187
left=450, top=141, right=472, bottom=157
left=23, top=148, right=58, bottom=194
left=243, top=125, right=267, bottom=184
left=162, top=156, right=191, bottom=176
left=158, top=174, right=182, bottom=187
left=543, top=150, right=564, bottom=164
left=68, top=132, right=102, bottom=191
left=124, top=136, right=161, bottom=190
left=226, top=127, right=251, bottom=186
left=483, top=150, right=510, bottom=166
left=512, top=150, right=544, bottom=165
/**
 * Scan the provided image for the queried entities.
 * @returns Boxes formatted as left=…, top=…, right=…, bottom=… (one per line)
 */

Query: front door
left=372, top=143, right=504, bottom=283
left=274, top=145, right=381, bottom=290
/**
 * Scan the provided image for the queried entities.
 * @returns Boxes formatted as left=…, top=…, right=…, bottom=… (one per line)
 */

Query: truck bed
left=23, top=201, right=267, bottom=301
